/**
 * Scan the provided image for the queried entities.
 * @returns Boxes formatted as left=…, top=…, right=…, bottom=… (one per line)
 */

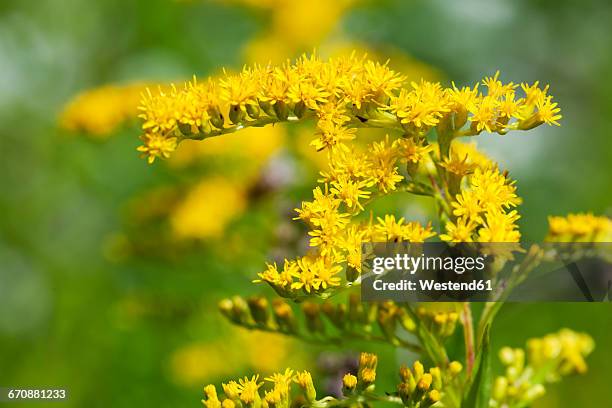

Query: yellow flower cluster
left=170, top=177, right=246, bottom=239
left=61, top=82, right=155, bottom=137
left=201, top=352, right=462, bottom=408
left=137, top=53, right=559, bottom=163
left=201, top=368, right=315, bottom=408
left=546, top=213, right=611, bottom=242
left=491, top=329, right=594, bottom=407
left=526, top=328, right=595, bottom=376
left=441, top=167, right=522, bottom=243
left=170, top=329, right=298, bottom=387
left=415, top=305, right=460, bottom=339
left=258, top=212, right=435, bottom=298
left=136, top=54, right=574, bottom=299
left=396, top=359, right=462, bottom=408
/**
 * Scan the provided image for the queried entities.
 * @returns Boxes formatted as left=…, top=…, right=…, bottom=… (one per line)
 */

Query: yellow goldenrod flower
left=492, top=329, right=594, bottom=407
left=137, top=132, right=177, bottom=164
left=202, top=384, right=221, bottom=408
left=396, top=137, right=434, bottom=164
left=294, top=371, right=316, bottom=402
left=137, top=54, right=599, bottom=408
left=448, top=361, right=463, bottom=376
left=389, top=80, right=451, bottom=132
left=237, top=375, right=263, bottom=404
left=546, top=213, right=611, bottom=242
left=440, top=217, right=476, bottom=242
left=136, top=54, right=560, bottom=164
left=342, top=373, right=358, bottom=391
left=330, top=175, right=372, bottom=211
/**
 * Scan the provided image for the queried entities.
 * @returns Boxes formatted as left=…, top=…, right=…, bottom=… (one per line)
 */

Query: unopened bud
left=413, top=361, right=425, bottom=380
left=229, top=104, right=246, bottom=124
left=246, top=103, right=261, bottom=119
left=342, top=373, right=357, bottom=393
left=418, top=373, right=432, bottom=391
left=449, top=361, right=463, bottom=377
left=294, top=371, right=316, bottom=402
left=421, top=389, right=441, bottom=408
left=273, top=101, right=289, bottom=121
left=429, top=367, right=442, bottom=390
left=302, top=302, right=324, bottom=333
left=272, top=299, right=297, bottom=333
left=208, top=106, right=224, bottom=129
left=247, top=296, right=270, bottom=326
left=492, top=376, right=508, bottom=401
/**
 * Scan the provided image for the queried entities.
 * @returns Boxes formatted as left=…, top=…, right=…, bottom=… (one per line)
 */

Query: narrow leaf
left=462, top=324, right=492, bottom=408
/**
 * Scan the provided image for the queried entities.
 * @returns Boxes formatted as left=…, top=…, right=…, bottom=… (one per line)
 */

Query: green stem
left=462, top=302, right=476, bottom=378
left=402, top=304, right=449, bottom=366
left=235, top=320, right=422, bottom=352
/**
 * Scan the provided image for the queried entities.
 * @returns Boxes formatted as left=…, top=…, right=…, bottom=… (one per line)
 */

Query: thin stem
left=462, top=302, right=475, bottom=378
left=236, top=321, right=422, bottom=352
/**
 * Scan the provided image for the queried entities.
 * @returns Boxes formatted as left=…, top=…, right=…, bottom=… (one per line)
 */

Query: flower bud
left=218, top=298, right=237, bottom=323
left=342, top=373, right=357, bottom=394
left=293, top=101, right=307, bottom=119
left=377, top=304, right=399, bottom=346
left=453, top=106, right=468, bottom=130
left=345, top=265, right=359, bottom=283
left=421, top=389, right=441, bottom=408
left=396, top=308, right=416, bottom=332
left=499, top=347, right=515, bottom=365
left=322, top=302, right=347, bottom=329
left=246, top=103, right=261, bottom=119
left=229, top=104, right=246, bottom=125
left=203, top=385, right=222, bottom=408
left=418, top=373, right=432, bottom=391
left=264, top=390, right=281, bottom=408
left=273, top=101, right=289, bottom=121
left=222, top=381, right=240, bottom=401
left=358, top=352, right=378, bottom=387
left=302, top=302, right=324, bottom=333
left=525, top=384, right=546, bottom=402
left=247, top=296, right=270, bottom=326
left=272, top=299, right=297, bottom=333
left=178, top=122, right=193, bottom=136
left=208, top=106, right=224, bottom=129
left=348, top=293, right=366, bottom=324
left=397, top=382, right=412, bottom=405
left=231, top=296, right=251, bottom=325
left=448, top=361, right=463, bottom=377
left=294, top=371, right=316, bottom=403
left=413, top=361, right=425, bottom=380
left=492, top=376, right=508, bottom=401
left=429, top=367, right=442, bottom=390
left=360, top=368, right=376, bottom=385
left=399, top=365, right=412, bottom=383
left=199, top=117, right=213, bottom=135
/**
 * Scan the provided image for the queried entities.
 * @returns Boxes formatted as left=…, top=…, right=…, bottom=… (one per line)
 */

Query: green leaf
left=462, top=324, right=492, bottom=408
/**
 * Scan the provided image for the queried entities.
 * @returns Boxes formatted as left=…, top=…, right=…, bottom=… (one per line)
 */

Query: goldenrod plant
left=136, top=53, right=609, bottom=407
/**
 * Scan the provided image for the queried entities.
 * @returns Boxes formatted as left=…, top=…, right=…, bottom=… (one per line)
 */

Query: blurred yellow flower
left=60, top=83, right=154, bottom=137
left=547, top=213, right=611, bottom=242
left=170, top=177, right=247, bottom=239
left=170, top=328, right=302, bottom=387
left=169, top=125, right=285, bottom=169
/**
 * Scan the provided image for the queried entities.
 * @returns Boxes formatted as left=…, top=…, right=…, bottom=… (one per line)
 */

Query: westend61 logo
left=360, top=242, right=612, bottom=302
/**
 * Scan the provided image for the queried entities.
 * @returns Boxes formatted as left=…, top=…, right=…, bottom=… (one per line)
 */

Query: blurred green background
left=0, top=0, right=610, bottom=407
